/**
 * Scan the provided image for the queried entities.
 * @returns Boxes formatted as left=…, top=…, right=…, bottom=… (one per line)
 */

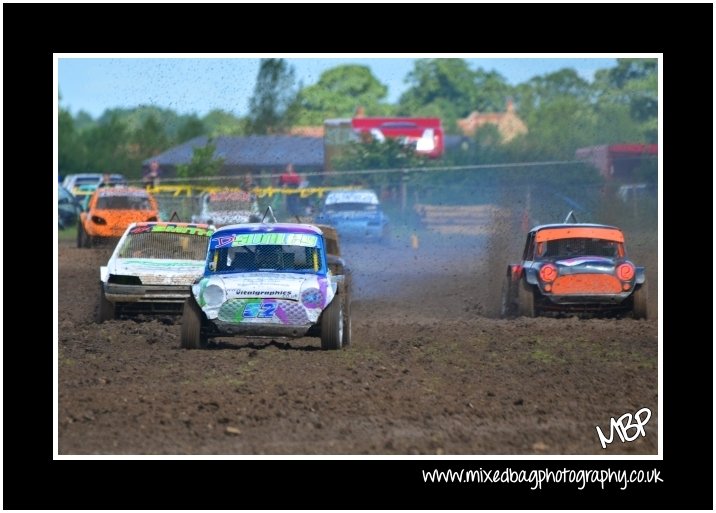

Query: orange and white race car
left=77, top=187, right=159, bottom=247
left=501, top=214, right=648, bottom=319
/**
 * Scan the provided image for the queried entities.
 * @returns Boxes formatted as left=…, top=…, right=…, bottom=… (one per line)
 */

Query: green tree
left=202, top=109, right=247, bottom=136
left=291, top=65, right=392, bottom=125
left=593, top=58, right=657, bottom=142
left=398, top=59, right=512, bottom=133
left=399, top=59, right=477, bottom=132
left=176, top=142, right=225, bottom=179
left=99, top=106, right=177, bottom=135
left=176, top=115, right=206, bottom=143
left=472, top=68, right=513, bottom=112
left=73, top=110, right=96, bottom=131
left=332, top=138, right=424, bottom=190
left=81, top=114, right=140, bottom=176
left=514, top=68, right=592, bottom=121
left=132, top=113, right=168, bottom=157
left=591, top=103, right=643, bottom=145
left=519, top=96, right=597, bottom=160
left=59, top=107, right=86, bottom=174
left=247, top=58, right=297, bottom=134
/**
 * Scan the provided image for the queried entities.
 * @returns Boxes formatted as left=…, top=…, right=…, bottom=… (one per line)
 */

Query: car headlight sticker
left=203, top=284, right=225, bottom=307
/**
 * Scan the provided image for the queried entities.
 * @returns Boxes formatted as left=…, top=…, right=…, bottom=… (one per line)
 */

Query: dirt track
left=58, top=229, right=658, bottom=455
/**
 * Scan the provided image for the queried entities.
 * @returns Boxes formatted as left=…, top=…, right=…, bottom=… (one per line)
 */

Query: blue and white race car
left=181, top=222, right=351, bottom=350
left=315, top=189, right=389, bottom=241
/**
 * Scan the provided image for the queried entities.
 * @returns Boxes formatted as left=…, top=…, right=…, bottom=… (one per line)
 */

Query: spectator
left=242, top=172, right=254, bottom=191
left=279, top=163, right=301, bottom=188
left=143, top=160, right=161, bottom=189
left=99, top=172, right=112, bottom=188
left=279, top=163, right=302, bottom=216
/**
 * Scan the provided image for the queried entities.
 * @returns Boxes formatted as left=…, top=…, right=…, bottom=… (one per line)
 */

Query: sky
left=57, top=55, right=618, bottom=119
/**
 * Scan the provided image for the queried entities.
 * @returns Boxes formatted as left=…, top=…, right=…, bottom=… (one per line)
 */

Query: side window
left=522, top=233, right=535, bottom=261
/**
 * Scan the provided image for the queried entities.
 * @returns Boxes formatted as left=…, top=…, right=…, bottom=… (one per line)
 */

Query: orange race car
left=77, top=187, right=159, bottom=247
left=500, top=212, right=648, bottom=319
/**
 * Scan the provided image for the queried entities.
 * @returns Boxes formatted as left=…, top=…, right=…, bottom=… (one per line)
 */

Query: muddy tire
left=97, top=283, right=115, bottom=322
left=632, top=282, right=648, bottom=320
left=77, top=222, right=90, bottom=248
left=321, top=295, right=344, bottom=350
left=517, top=279, right=536, bottom=317
left=341, top=292, right=352, bottom=347
left=500, top=274, right=516, bottom=318
left=181, top=298, right=206, bottom=349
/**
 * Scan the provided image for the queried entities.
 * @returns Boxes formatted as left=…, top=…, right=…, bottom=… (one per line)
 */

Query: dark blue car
left=58, top=185, right=83, bottom=229
left=315, top=189, right=389, bottom=241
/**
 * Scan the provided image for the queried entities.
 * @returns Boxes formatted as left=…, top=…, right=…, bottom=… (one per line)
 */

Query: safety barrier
left=144, top=185, right=357, bottom=198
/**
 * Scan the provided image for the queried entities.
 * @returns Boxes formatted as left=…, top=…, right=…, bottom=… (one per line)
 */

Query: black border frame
left=4, top=3, right=712, bottom=510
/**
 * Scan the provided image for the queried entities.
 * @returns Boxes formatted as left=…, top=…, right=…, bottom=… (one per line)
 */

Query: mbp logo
left=596, top=407, right=651, bottom=449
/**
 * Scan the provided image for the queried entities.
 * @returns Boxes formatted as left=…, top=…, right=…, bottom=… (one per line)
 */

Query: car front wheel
left=632, top=282, right=648, bottom=319
left=341, top=293, right=352, bottom=347
left=320, top=296, right=344, bottom=350
left=517, top=279, right=536, bottom=317
left=181, top=298, right=207, bottom=349
left=97, top=283, right=115, bottom=322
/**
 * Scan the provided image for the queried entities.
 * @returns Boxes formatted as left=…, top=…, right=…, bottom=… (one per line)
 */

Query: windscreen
left=75, top=176, right=102, bottom=186
left=326, top=203, right=378, bottom=213
left=118, top=230, right=210, bottom=260
left=207, top=232, right=323, bottom=274
left=97, top=194, right=152, bottom=210
left=537, top=238, right=622, bottom=259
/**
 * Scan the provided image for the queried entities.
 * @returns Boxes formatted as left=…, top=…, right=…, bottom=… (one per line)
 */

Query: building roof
left=456, top=100, right=528, bottom=141
left=144, top=136, right=324, bottom=168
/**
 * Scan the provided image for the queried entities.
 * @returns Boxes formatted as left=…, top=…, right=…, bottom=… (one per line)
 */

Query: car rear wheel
left=97, top=283, right=115, bottom=322
left=500, top=274, right=516, bottom=318
left=632, top=282, right=648, bottom=319
left=320, top=296, right=344, bottom=350
left=77, top=222, right=88, bottom=248
left=82, top=225, right=92, bottom=248
left=181, top=298, right=207, bottom=349
left=517, top=279, right=536, bottom=317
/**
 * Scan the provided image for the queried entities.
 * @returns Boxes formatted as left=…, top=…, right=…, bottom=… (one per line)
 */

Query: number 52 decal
left=242, top=299, right=277, bottom=319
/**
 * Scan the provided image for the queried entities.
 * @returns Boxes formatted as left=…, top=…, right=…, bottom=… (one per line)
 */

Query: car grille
left=217, top=299, right=311, bottom=325
left=551, top=274, right=622, bottom=294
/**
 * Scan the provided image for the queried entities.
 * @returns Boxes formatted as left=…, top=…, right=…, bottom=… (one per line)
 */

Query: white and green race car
left=98, top=222, right=214, bottom=321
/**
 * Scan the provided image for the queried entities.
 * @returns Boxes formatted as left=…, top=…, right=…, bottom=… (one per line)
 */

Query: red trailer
left=324, top=117, right=444, bottom=170
left=350, top=117, right=444, bottom=158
